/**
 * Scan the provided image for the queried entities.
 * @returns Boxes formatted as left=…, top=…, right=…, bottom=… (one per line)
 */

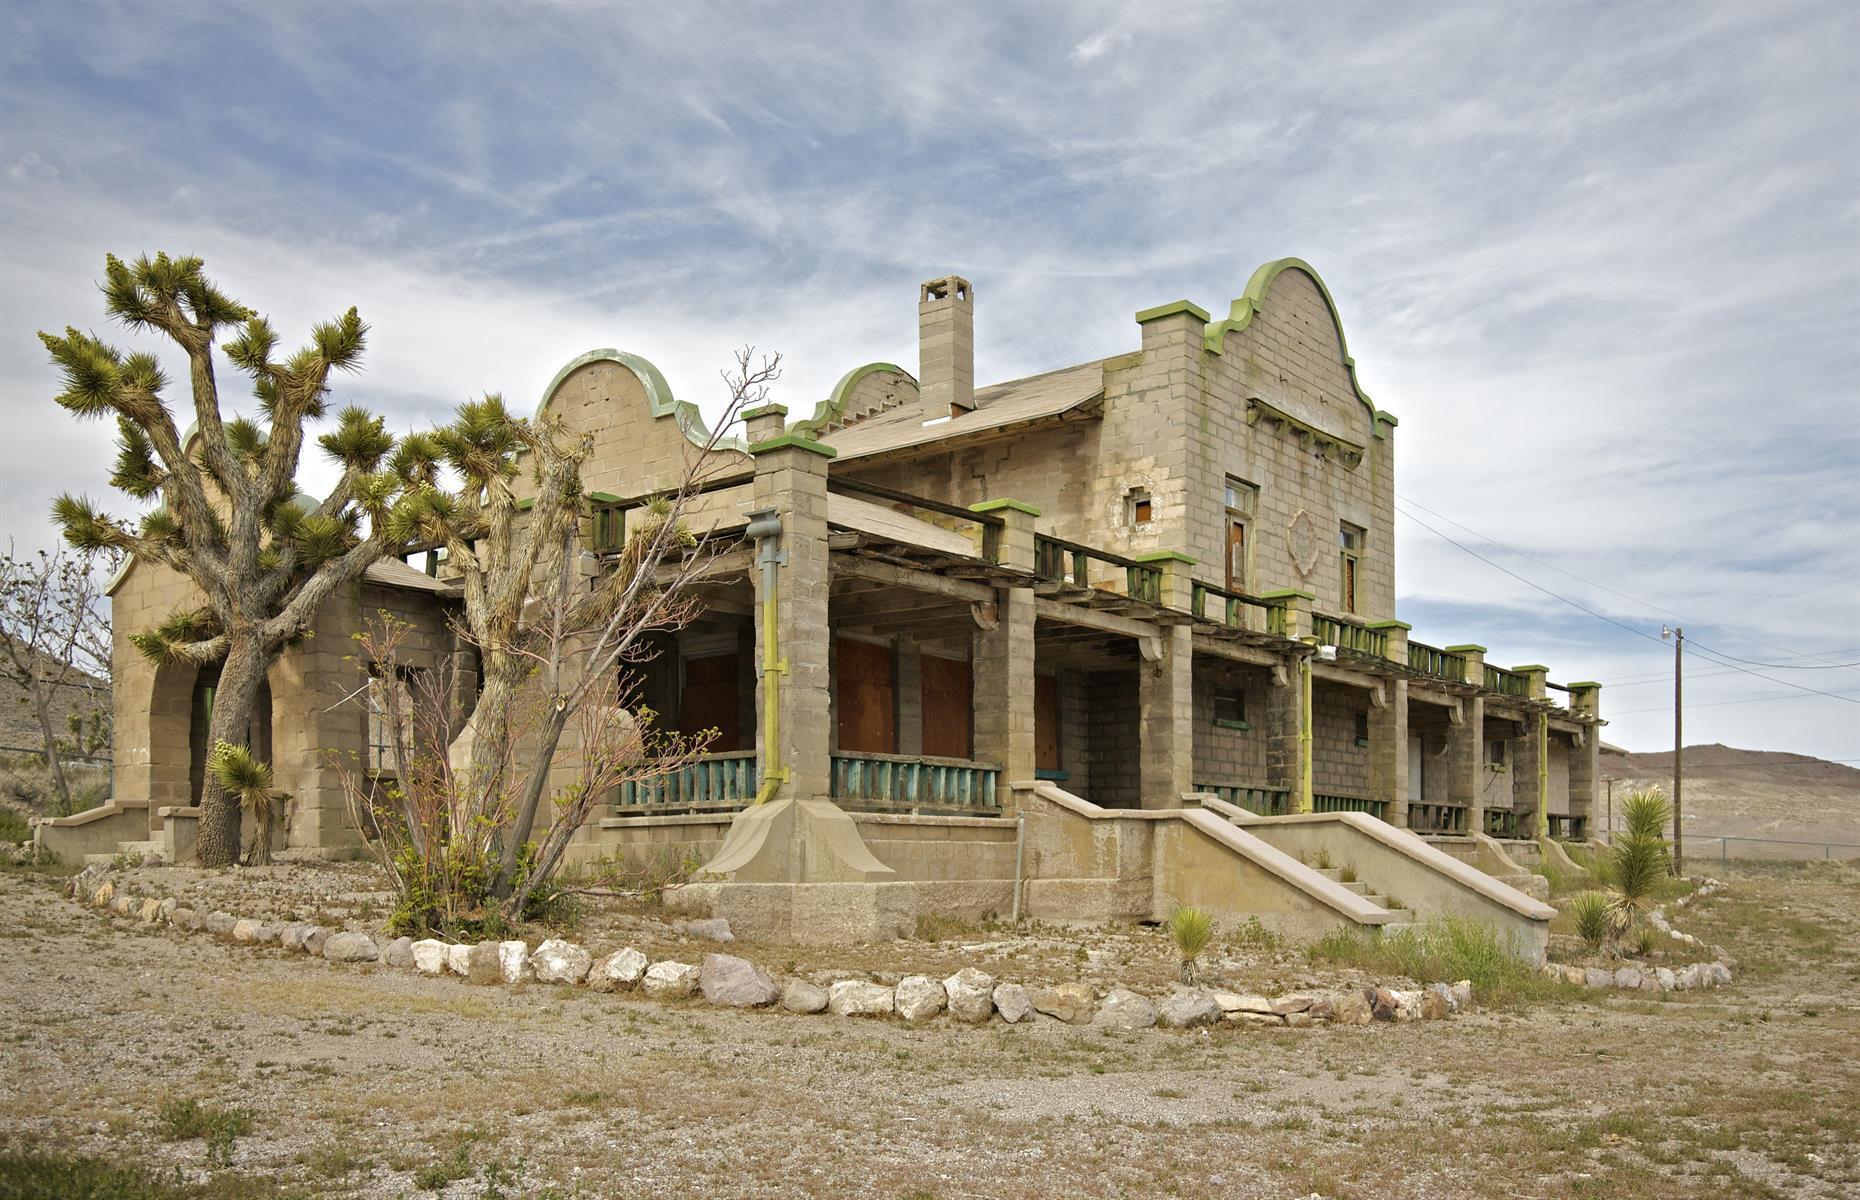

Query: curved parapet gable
left=537, top=348, right=748, bottom=455
left=791, top=362, right=919, bottom=438
left=1201, top=258, right=1397, bottom=434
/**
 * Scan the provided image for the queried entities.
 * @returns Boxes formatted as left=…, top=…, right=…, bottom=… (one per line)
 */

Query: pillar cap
left=741, top=402, right=788, bottom=420
left=1365, top=619, right=1412, bottom=630
left=748, top=433, right=837, bottom=459
left=1132, top=549, right=1196, bottom=565
left=1259, top=587, right=1315, bottom=601
left=1512, top=663, right=1550, bottom=673
left=587, top=491, right=622, bottom=503
left=1444, top=643, right=1487, bottom=653
left=970, top=498, right=1041, bottom=517
left=1135, top=299, right=1211, bottom=325
left=1566, top=680, right=1604, bottom=690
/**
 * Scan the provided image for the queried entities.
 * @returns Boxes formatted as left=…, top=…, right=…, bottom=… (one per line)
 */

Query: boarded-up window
left=1034, top=674, right=1061, bottom=771
left=920, top=654, right=972, bottom=759
left=834, top=637, right=896, bottom=754
left=679, top=653, right=742, bottom=752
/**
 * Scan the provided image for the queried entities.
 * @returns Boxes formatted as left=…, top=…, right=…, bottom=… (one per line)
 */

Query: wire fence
left=1597, top=830, right=1860, bottom=864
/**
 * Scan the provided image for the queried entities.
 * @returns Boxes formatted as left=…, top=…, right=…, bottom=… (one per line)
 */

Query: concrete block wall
left=1085, top=669, right=1141, bottom=808
left=1190, top=660, right=1269, bottom=785
left=1311, top=683, right=1370, bottom=796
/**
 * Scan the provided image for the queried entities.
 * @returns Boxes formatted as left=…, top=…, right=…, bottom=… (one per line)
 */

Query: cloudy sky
left=2, top=0, right=1855, bottom=761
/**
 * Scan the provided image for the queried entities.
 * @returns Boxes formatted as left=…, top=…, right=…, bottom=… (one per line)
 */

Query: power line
left=1597, top=646, right=1860, bottom=688
left=1607, top=686, right=1860, bottom=717
left=1396, top=492, right=1860, bottom=673
left=1395, top=504, right=1860, bottom=707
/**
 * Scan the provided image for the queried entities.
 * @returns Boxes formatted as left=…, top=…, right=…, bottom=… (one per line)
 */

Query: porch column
left=1138, top=623, right=1193, bottom=808
left=750, top=432, right=835, bottom=803
left=894, top=637, right=923, bottom=757
left=974, top=587, right=1036, bottom=808
left=1265, top=651, right=1308, bottom=813
left=1367, top=677, right=1409, bottom=827
left=1446, top=644, right=1486, bottom=835
left=1513, top=709, right=1548, bottom=837
left=1567, top=682, right=1603, bottom=838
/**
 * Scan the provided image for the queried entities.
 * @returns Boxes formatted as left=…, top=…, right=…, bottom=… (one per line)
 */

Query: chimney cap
left=921, top=275, right=972, bottom=303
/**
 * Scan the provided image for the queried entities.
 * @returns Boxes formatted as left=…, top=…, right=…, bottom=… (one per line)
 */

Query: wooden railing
left=1484, top=665, right=1528, bottom=698
left=830, top=752, right=1001, bottom=812
left=1484, top=809, right=1528, bottom=839
left=1407, top=802, right=1469, bottom=834
left=828, top=476, right=1005, bottom=561
left=613, top=751, right=758, bottom=811
left=1195, top=782, right=1291, bottom=816
left=1407, top=641, right=1467, bottom=683
left=1547, top=814, right=1587, bottom=842
left=1189, top=581, right=1282, bottom=634
left=1033, top=535, right=1162, bottom=603
left=1312, top=791, right=1389, bottom=821
left=1312, top=614, right=1387, bottom=658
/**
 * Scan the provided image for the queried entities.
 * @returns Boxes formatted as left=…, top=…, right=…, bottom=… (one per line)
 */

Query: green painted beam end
left=970, top=498, right=1041, bottom=517
left=748, top=433, right=838, bottom=459
left=1135, top=299, right=1211, bottom=325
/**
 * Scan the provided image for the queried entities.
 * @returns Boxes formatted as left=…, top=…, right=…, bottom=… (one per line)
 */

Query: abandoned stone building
left=40, top=258, right=1596, bottom=954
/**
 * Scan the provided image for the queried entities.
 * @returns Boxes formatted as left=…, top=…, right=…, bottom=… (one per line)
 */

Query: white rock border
left=63, top=865, right=1485, bottom=1033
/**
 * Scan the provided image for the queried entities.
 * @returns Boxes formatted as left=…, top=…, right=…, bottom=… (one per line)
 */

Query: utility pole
left=1675, top=628, right=1684, bottom=873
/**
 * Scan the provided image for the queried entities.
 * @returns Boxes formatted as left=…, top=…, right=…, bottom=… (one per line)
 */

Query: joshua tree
left=42, top=253, right=424, bottom=865
left=206, top=741, right=284, bottom=866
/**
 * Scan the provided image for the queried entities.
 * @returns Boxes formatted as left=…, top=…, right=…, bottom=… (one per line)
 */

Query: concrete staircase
left=1311, top=866, right=1417, bottom=924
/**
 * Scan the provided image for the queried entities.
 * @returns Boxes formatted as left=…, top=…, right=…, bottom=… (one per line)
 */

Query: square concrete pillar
left=1261, top=588, right=1314, bottom=643
left=742, top=402, right=788, bottom=443
left=895, top=636, right=923, bottom=757
left=1566, top=682, right=1602, bottom=837
left=970, top=498, right=1040, bottom=573
left=1514, top=664, right=1550, bottom=702
left=1367, top=677, right=1409, bottom=827
left=749, top=434, right=837, bottom=803
left=1513, top=710, right=1548, bottom=837
left=974, top=586, right=1036, bottom=808
left=1264, top=653, right=1307, bottom=812
left=1134, top=550, right=1196, bottom=611
left=1445, top=692, right=1484, bottom=834
left=1447, top=644, right=1486, bottom=690
left=1138, top=624, right=1193, bottom=807
left=1368, top=619, right=1411, bottom=668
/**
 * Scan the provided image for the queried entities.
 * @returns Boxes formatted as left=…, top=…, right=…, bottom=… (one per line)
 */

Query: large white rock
left=1029, top=982, right=1096, bottom=1025
left=411, top=938, right=450, bottom=976
left=992, top=982, right=1033, bottom=1024
left=588, top=947, right=648, bottom=993
left=781, top=980, right=830, bottom=1014
left=700, top=953, right=779, bottom=1008
left=1212, top=991, right=1274, bottom=1016
left=1613, top=967, right=1643, bottom=991
left=323, top=931, right=379, bottom=963
left=1157, top=989, right=1222, bottom=1030
left=301, top=927, right=330, bottom=957
left=827, top=980, right=894, bottom=1018
left=497, top=940, right=531, bottom=984
left=382, top=937, right=415, bottom=969
left=446, top=943, right=473, bottom=977
left=1093, top=988, right=1157, bottom=1029
left=943, top=968, right=995, bottom=1023
left=680, top=918, right=735, bottom=943
left=894, top=975, right=946, bottom=1022
left=642, top=960, right=700, bottom=999
left=531, top=938, right=592, bottom=985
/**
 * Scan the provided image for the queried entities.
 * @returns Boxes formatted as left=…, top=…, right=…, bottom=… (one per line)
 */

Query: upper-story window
left=1339, top=521, right=1365, bottom=614
left=1224, top=477, right=1258, bottom=592
left=1126, top=487, right=1153, bottom=526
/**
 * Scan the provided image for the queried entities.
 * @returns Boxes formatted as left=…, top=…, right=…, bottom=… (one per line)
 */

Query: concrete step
left=1340, top=880, right=1371, bottom=895
left=1382, top=908, right=1417, bottom=924
left=1315, top=867, right=1343, bottom=881
left=1362, top=893, right=1388, bottom=907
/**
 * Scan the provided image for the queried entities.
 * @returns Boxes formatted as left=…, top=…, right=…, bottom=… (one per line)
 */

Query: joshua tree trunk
left=194, top=639, right=270, bottom=866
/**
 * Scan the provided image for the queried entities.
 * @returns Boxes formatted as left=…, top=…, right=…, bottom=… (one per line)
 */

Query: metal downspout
left=745, top=508, right=788, bottom=804
left=1299, top=654, right=1314, bottom=814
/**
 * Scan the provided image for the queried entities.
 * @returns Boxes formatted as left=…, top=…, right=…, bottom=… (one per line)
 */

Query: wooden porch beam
left=832, top=554, right=996, bottom=603
left=1032, top=597, right=1160, bottom=640
left=1189, top=634, right=1281, bottom=669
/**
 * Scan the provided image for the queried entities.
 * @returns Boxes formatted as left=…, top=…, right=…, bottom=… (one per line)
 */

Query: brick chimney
left=919, top=275, right=974, bottom=416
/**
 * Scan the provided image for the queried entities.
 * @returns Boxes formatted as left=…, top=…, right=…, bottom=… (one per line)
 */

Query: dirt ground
left=2, top=861, right=1857, bottom=1200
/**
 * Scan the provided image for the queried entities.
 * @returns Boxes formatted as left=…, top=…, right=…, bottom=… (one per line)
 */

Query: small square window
left=1213, top=689, right=1248, bottom=728
left=1355, top=712, right=1370, bottom=743
left=1339, top=522, right=1364, bottom=551
left=1488, top=738, right=1507, bottom=767
left=1127, top=488, right=1153, bottom=525
left=1224, top=476, right=1258, bottom=515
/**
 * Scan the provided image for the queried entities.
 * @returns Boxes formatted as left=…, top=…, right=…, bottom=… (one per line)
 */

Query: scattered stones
left=279, top=924, right=308, bottom=952
left=1420, top=989, right=1450, bottom=1021
left=699, top=953, right=778, bottom=1008
left=323, top=932, right=378, bottom=963
left=992, top=982, right=1032, bottom=1024
left=642, top=960, right=700, bottom=1000
left=465, top=941, right=503, bottom=985
left=1370, top=988, right=1400, bottom=1021
left=1333, top=991, right=1372, bottom=1026
left=1093, top=988, right=1157, bottom=1029
left=231, top=918, right=263, bottom=943
left=531, top=939, right=592, bottom=985
left=204, top=911, right=236, bottom=937
left=1283, top=1011, right=1313, bottom=1028
left=1613, top=967, right=1643, bottom=991
left=1215, top=991, right=1275, bottom=1016
left=827, top=980, right=894, bottom=1018
left=943, top=968, right=995, bottom=1023
left=138, top=898, right=163, bottom=923
left=781, top=980, right=830, bottom=1014
left=446, top=944, right=472, bottom=977
left=411, top=939, right=450, bottom=976
left=1451, top=980, right=1472, bottom=1012
left=302, top=926, right=330, bottom=957
left=158, top=898, right=178, bottom=922
left=1029, top=981, right=1096, bottom=1025
left=382, top=937, right=415, bottom=969
left=588, top=947, right=647, bottom=993
left=1157, top=989, right=1221, bottom=1029
left=91, top=881, right=114, bottom=908
left=1270, top=994, right=1314, bottom=1016
left=1584, top=967, right=1614, bottom=989
left=679, top=918, right=735, bottom=944
left=497, top=940, right=531, bottom=984
left=894, top=975, right=947, bottom=1022
left=169, top=907, right=195, bottom=930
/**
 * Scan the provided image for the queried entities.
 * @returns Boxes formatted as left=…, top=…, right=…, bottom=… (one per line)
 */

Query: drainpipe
left=1299, top=654, right=1314, bottom=814
left=1011, top=812, right=1026, bottom=924
left=1537, top=715, right=1549, bottom=837
left=744, top=507, right=788, bottom=805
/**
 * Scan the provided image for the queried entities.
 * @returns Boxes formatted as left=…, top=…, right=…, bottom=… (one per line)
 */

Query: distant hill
left=0, top=636, right=109, bottom=761
left=1601, top=743, right=1860, bottom=848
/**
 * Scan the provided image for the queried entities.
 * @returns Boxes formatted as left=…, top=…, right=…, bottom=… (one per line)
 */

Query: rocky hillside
left=1601, top=743, right=1860, bottom=848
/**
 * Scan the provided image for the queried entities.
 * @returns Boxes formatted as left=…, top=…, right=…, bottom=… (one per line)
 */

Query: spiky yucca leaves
left=207, top=741, right=281, bottom=866
left=1167, top=905, right=1215, bottom=984
left=1606, top=786, right=1673, bottom=943
left=434, top=395, right=523, bottom=494
left=126, top=608, right=221, bottom=666
left=1568, top=891, right=1611, bottom=950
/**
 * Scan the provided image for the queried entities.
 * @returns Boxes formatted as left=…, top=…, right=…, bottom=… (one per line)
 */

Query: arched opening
left=187, top=664, right=273, bottom=805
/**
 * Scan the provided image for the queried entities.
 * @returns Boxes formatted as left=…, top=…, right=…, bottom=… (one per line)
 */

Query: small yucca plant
left=208, top=741, right=281, bottom=866
left=1607, top=786, right=1673, bottom=941
left=1568, top=891, right=1610, bottom=950
left=1167, top=905, right=1214, bottom=984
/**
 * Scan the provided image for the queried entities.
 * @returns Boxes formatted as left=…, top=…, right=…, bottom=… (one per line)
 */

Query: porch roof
left=821, top=359, right=1106, bottom=461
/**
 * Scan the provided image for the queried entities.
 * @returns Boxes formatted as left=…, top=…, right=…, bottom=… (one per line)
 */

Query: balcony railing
left=1312, top=791, right=1389, bottom=821
left=1034, top=535, right=1162, bottom=603
left=1407, top=802, right=1469, bottom=834
left=1484, top=665, right=1529, bottom=698
left=1189, top=581, right=1282, bottom=634
left=1194, top=782, right=1291, bottom=816
left=1311, top=614, right=1387, bottom=658
left=830, top=751, right=1001, bottom=813
left=1407, top=641, right=1467, bottom=683
left=1547, top=814, right=1588, bottom=842
left=828, top=476, right=1006, bottom=562
left=1484, top=809, right=1528, bottom=839
left=613, top=750, right=758, bottom=812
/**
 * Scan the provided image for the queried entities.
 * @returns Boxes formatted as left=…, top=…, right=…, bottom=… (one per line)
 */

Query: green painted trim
left=537, top=348, right=747, bottom=454
left=1512, top=664, right=1550, bottom=673
left=1565, top=681, right=1604, bottom=690
left=1365, top=619, right=1412, bottom=631
left=748, top=433, right=837, bottom=459
left=970, top=498, right=1041, bottom=517
left=1375, top=410, right=1400, bottom=428
left=1444, top=643, right=1488, bottom=654
left=587, top=491, right=621, bottom=504
left=1201, top=258, right=1389, bottom=436
left=1213, top=719, right=1253, bottom=732
left=1133, top=549, right=1197, bottom=565
left=741, top=403, right=788, bottom=420
left=1135, top=299, right=1211, bottom=325
left=1259, top=587, right=1315, bottom=601
left=790, top=362, right=917, bottom=438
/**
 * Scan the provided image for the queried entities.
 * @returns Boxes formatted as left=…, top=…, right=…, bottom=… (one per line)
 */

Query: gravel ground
left=2, top=860, right=1857, bottom=1199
